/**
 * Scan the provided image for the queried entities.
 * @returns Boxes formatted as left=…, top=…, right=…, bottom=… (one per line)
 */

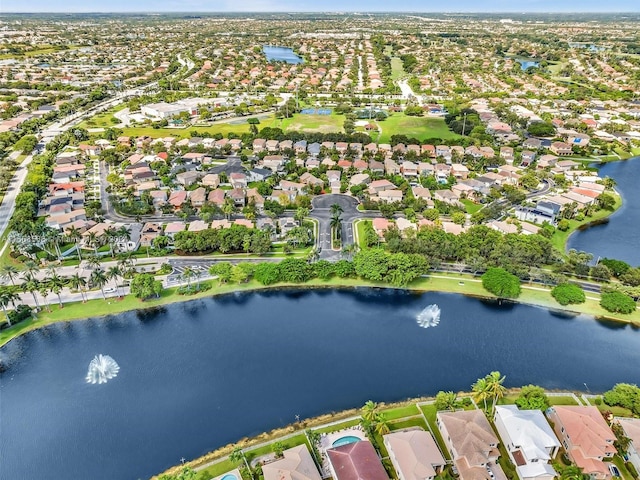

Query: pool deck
left=211, top=467, right=241, bottom=480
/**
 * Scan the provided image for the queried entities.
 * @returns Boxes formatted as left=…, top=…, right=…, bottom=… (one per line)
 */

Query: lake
left=263, top=46, right=303, bottom=64
left=567, top=156, right=640, bottom=265
left=516, top=58, right=540, bottom=70
left=1, top=289, right=639, bottom=480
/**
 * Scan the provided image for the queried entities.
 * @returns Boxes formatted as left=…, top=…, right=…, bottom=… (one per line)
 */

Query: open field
left=116, top=122, right=252, bottom=139
left=276, top=113, right=345, bottom=133
left=390, top=57, right=405, bottom=80
left=377, top=114, right=460, bottom=143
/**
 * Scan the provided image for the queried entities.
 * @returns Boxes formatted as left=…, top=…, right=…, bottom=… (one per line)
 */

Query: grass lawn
left=550, top=195, right=622, bottom=253
left=548, top=396, right=580, bottom=406
left=377, top=114, right=460, bottom=143
left=389, top=416, right=429, bottom=431
left=461, top=199, right=482, bottom=214
left=611, top=455, right=636, bottom=480
left=419, top=403, right=452, bottom=460
left=275, top=113, right=345, bottom=133
left=381, top=404, right=420, bottom=420
left=244, top=433, right=308, bottom=462
left=77, top=105, right=127, bottom=129
left=313, top=418, right=361, bottom=434
left=390, top=57, right=405, bottom=81
left=116, top=121, right=252, bottom=140
left=354, top=219, right=371, bottom=249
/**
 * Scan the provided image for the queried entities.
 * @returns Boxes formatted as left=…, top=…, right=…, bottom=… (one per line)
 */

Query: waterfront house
left=262, top=445, right=321, bottom=480
left=326, top=440, right=389, bottom=480
left=494, top=405, right=559, bottom=480
left=614, top=418, right=640, bottom=473
left=546, top=406, right=616, bottom=480
left=384, top=429, right=446, bottom=480
left=437, top=410, right=500, bottom=480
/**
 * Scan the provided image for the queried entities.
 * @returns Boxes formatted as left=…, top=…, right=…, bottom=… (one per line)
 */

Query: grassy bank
left=550, top=195, right=622, bottom=253
left=2, top=272, right=638, bottom=348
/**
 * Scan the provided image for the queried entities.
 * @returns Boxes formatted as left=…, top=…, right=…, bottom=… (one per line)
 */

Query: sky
left=1, top=0, right=639, bottom=13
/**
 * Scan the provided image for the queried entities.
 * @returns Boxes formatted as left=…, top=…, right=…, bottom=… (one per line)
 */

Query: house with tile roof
left=384, top=429, right=446, bottom=480
left=262, top=445, right=321, bottom=480
left=437, top=410, right=500, bottom=480
left=546, top=406, right=616, bottom=480
left=326, top=440, right=388, bottom=480
left=614, top=418, right=640, bottom=473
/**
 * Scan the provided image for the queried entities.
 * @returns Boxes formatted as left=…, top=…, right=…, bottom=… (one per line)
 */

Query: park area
left=376, top=113, right=460, bottom=143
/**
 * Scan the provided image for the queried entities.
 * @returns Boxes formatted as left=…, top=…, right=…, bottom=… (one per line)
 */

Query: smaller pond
left=516, top=58, right=540, bottom=71
left=263, top=46, right=304, bottom=64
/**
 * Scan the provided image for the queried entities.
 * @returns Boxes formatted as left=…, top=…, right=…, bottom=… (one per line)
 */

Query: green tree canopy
left=600, top=291, right=636, bottom=314
left=481, top=267, right=521, bottom=298
left=130, top=273, right=163, bottom=300
left=515, top=385, right=549, bottom=410
left=551, top=283, right=586, bottom=306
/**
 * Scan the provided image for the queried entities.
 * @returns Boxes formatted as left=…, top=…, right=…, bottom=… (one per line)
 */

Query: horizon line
left=1, top=10, right=640, bottom=14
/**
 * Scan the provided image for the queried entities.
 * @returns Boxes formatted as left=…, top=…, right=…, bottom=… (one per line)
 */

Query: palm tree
left=485, top=371, right=507, bottom=414
left=182, top=267, right=195, bottom=292
left=47, top=270, right=66, bottom=309
left=38, top=282, right=52, bottom=312
left=472, top=377, right=490, bottom=412
left=86, top=231, right=100, bottom=254
left=230, top=446, right=253, bottom=480
left=222, top=198, right=236, bottom=220
left=107, top=266, right=122, bottom=297
left=0, top=287, right=19, bottom=326
left=373, top=413, right=390, bottom=436
left=330, top=203, right=344, bottom=218
left=0, top=264, right=19, bottom=286
left=21, top=272, right=40, bottom=310
left=23, top=260, right=40, bottom=277
left=69, top=273, right=87, bottom=303
left=103, top=226, right=118, bottom=258
left=90, top=269, right=109, bottom=300
left=361, top=400, right=379, bottom=423
left=116, top=225, right=131, bottom=254
left=85, top=254, right=101, bottom=270
left=66, top=225, right=83, bottom=261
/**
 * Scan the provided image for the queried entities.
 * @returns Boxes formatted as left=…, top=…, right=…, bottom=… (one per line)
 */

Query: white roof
left=517, top=463, right=557, bottom=479
left=495, top=406, right=560, bottom=462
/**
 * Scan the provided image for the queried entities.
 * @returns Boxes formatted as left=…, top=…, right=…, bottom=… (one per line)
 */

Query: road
left=0, top=155, right=35, bottom=255
left=397, top=79, right=423, bottom=106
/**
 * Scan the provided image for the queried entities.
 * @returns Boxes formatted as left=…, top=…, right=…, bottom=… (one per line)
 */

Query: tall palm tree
left=21, top=272, right=40, bottom=310
left=38, top=282, right=52, bottom=312
left=0, top=287, right=19, bottom=326
left=47, top=270, right=66, bottom=309
left=23, top=260, right=40, bottom=277
left=116, top=225, right=131, bottom=254
left=0, top=264, right=19, bottom=286
left=85, top=254, right=102, bottom=270
left=102, top=227, right=117, bottom=258
left=230, top=446, right=253, bottom=480
left=472, top=377, right=490, bottom=412
left=107, top=266, right=122, bottom=297
left=90, top=269, right=109, bottom=300
left=330, top=203, right=344, bottom=218
left=66, top=225, right=83, bottom=261
left=182, top=267, right=194, bottom=292
left=86, top=231, right=100, bottom=254
left=361, top=400, right=379, bottom=423
left=69, top=273, right=87, bottom=303
left=374, top=413, right=390, bottom=436
left=486, top=371, right=507, bottom=414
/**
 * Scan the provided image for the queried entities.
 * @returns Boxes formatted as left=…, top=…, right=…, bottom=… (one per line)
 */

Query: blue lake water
left=567, top=157, right=640, bottom=265
left=516, top=59, right=540, bottom=70
left=263, top=46, right=303, bottom=64
left=1, top=289, right=639, bottom=480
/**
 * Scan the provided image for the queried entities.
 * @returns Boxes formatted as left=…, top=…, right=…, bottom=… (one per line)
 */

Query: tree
left=472, top=377, right=490, bottom=411
left=47, top=270, right=66, bottom=308
left=66, top=225, right=83, bottom=261
left=90, top=269, right=109, bottom=300
left=551, top=284, right=586, bottom=306
left=130, top=273, right=163, bottom=300
left=330, top=203, right=344, bottom=218
left=0, top=264, right=19, bottom=286
left=481, top=268, right=521, bottom=298
left=210, top=262, right=233, bottom=284
left=600, top=291, right=636, bottom=314
left=435, top=391, right=458, bottom=411
left=0, top=287, right=19, bottom=326
left=485, top=371, right=507, bottom=414
left=596, top=193, right=616, bottom=210
left=272, top=441, right=285, bottom=458
left=69, top=273, right=87, bottom=303
left=527, top=122, right=555, bottom=137
left=361, top=400, right=379, bottom=423
left=515, top=385, right=549, bottom=410
left=374, top=413, right=390, bottom=436
left=21, top=272, right=40, bottom=310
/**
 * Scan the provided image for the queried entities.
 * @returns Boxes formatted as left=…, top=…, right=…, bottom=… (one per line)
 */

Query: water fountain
left=416, top=304, right=441, bottom=328
left=86, top=354, right=120, bottom=384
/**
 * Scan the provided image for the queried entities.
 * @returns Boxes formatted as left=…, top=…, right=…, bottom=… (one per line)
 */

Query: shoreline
left=2, top=273, right=638, bottom=349
left=154, top=387, right=599, bottom=479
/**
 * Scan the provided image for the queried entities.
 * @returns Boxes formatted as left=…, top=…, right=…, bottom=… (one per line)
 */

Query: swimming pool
left=332, top=435, right=361, bottom=448
left=220, top=474, right=238, bottom=480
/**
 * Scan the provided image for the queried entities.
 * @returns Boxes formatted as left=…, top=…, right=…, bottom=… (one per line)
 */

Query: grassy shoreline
left=2, top=272, right=638, bottom=348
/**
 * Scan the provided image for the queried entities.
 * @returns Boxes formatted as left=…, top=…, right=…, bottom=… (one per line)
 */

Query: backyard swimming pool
left=331, top=435, right=361, bottom=448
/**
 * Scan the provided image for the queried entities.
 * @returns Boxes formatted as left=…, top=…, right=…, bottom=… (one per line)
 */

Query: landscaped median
left=2, top=270, right=638, bottom=348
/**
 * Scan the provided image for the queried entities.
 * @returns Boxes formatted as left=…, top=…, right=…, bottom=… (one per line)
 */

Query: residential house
left=368, top=179, right=397, bottom=195
left=229, top=172, right=248, bottom=189
left=523, top=138, right=543, bottom=150
left=188, top=220, right=209, bottom=232
left=434, top=190, right=460, bottom=206
left=614, top=418, right=640, bottom=474
left=176, top=171, right=202, bottom=187
left=550, top=142, right=573, bottom=156
left=168, top=191, right=188, bottom=209
left=373, top=217, right=392, bottom=238
left=384, top=430, right=446, bottom=480
left=266, top=139, right=280, bottom=152
left=350, top=173, right=370, bottom=187
left=379, top=189, right=404, bottom=203
left=401, top=161, right=419, bottom=177
left=208, top=189, right=226, bottom=206
left=326, top=440, right=389, bottom=480
left=262, top=445, right=321, bottom=480
left=202, top=173, right=220, bottom=188
left=300, top=172, right=324, bottom=188
left=189, top=187, right=207, bottom=208
left=228, top=188, right=246, bottom=207
left=262, top=155, right=286, bottom=172
left=493, top=405, right=559, bottom=480
left=253, top=138, right=267, bottom=152
left=247, top=168, right=272, bottom=182
left=164, top=221, right=186, bottom=239
left=139, top=223, right=163, bottom=248
left=451, top=164, right=469, bottom=180
left=437, top=410, right=500, bottom=480
left=546, top=406, right=616, bottom=480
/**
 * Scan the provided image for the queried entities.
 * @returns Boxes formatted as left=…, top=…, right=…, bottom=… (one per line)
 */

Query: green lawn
left=381, top=404, right=420, bottom=420
left=117, top=121, right=252, bottom=140
left=389, top=417, right=429, bottom=431
left=377, top=114, right=460, bottom=143
left=390, top=57, right=405, bottom=80
left=419, top=404, right=452, bottom=460
left=355, top=219, right=371, bottom=249
left=78, top=105, right=127, bottom=129
left=461, top=199, right=482, bottom=214
left=276, top=113, right=345, bottom=133
left=548, top=396, right=580, bottom=406
left=313, top=418, right=361, bottom=434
